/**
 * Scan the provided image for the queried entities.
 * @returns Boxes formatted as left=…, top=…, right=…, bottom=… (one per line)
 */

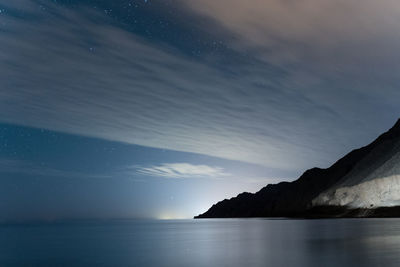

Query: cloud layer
left=182, top=0, right=400, bottom=71
left=132, top=163, right=229, bottom=179
left=1, top=0, right=399, bottom=174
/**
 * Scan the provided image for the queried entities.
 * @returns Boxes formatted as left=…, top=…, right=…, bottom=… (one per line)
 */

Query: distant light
left=156, top=212, right=188, bottom=220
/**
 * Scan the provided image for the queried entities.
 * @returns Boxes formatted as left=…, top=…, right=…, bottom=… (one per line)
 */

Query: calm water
left=1, top=218, right=400, bottom=266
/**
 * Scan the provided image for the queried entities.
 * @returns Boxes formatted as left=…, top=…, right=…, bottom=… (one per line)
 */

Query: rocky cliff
left=196, top=119, right=400, bottom=218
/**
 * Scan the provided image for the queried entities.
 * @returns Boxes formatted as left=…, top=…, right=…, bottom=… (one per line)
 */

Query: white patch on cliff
left=313, top=175, right=400, bottom=208
left=313, top=149, right=400, bottom=208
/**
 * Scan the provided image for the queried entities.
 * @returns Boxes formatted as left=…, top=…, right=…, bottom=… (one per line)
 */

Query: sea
left=1, top=218, right=400, bottom=266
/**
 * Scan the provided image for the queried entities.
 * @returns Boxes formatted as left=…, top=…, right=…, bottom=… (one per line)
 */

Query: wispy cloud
left=131, top=163, right=229, bottom=179
left=0, top=0, right=399, bottom=175
left=182, top=0, right=400, bottom=73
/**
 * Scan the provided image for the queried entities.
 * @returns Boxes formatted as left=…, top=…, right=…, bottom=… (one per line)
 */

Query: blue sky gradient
left=1, top=0, right=400, bottom=220
left=0, top=123, right=282, bottom=220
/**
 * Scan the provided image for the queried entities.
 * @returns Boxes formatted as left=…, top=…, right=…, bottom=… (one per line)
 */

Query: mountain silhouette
left=196, top=119, right=400, bottom=218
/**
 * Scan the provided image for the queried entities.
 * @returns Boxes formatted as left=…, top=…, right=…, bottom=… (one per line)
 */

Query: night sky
left=1, top=0, right=400, bottom=221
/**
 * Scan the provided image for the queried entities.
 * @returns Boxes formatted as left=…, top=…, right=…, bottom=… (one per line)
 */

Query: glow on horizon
left=156, top=213, right=190, bottom=220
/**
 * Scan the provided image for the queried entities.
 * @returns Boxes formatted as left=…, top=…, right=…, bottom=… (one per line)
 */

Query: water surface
left=1, top=218, right=400, bottom=266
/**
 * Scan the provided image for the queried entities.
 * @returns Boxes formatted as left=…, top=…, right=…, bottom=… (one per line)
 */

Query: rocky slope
left=196, top=119, right=400, bottom=218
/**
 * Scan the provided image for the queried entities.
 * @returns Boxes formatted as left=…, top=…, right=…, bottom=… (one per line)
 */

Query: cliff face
left=195, top=119, right=400, bottom=218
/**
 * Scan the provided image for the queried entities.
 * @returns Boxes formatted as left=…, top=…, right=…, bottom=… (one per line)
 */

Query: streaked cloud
left=181, top=0, right=400, bottom=124
left=182, top=0, right=400, bottom=71
left=131, top=163, right=229, bottom=179
left=0, top=0, right=399, bottom=176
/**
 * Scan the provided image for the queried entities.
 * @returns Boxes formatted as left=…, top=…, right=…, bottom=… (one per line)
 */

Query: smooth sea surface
left=1, top=218, right=400, bottom=266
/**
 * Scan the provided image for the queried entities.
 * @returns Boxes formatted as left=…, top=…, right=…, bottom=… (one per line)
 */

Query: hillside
left=196, top=119, right=400, bottom=218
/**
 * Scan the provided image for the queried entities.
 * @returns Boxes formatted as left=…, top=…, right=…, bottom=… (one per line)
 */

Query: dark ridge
left=195, top=119, right=400, bottom=218
left=303, top=206, right=400, bottom=218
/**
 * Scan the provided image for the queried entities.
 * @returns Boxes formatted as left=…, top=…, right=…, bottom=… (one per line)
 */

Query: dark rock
left=195, top=119, right=400, bottom=219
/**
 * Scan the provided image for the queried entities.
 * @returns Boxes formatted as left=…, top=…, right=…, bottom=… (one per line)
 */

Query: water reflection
left=1, top=219, right=400, bottom=266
